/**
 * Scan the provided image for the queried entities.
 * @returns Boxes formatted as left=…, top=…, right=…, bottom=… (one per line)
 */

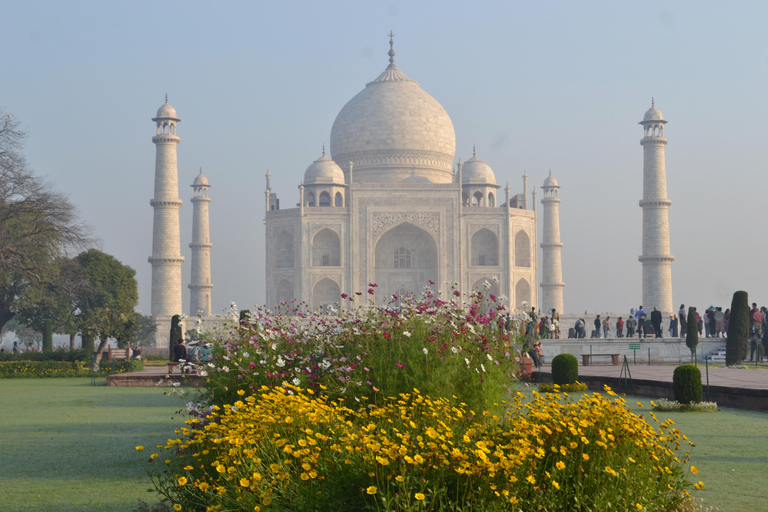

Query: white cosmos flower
left=403, top=331, right=411, bottom=337
left=487, top=353, right=493, bottom=361
left=222, top=366, right=229, bottom=373
left=271, top=343, right=277, bottom=350
left=242, top=352, right=249, bottom=358
left=451, top=346, right=458, bottom=354
left=465, top=358, right=470, bottom=366
left=423, top=348, right=428, bottom=355
left=276, top=357, right=286, bottom=367
left=481, top=364, right=486, bottom=373
left=292, top=378, right=300, bottom=386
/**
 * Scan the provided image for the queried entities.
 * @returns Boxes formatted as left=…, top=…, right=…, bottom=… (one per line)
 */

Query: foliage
left=200, top=286, right=523, bottom=415
left=74, top=249, right=139, bottom=364
left=146, top=384, right=698, bottom=512
left=0, top=359, right=142, bottom=377
left=538, top=381, right=588, bottom=393
left=726, top=291, right=749, bottom=366
left=673, top=365, right=703, bottom=405
left=653, top=398, right=718, bottom=412
left=551, top=353, right=579, bottom=385
left=0, top=109, right=93, bottom=333
left=130, top=313, right=159, bottom=348
left=685, top=307, right=698, bottom=360
left=14, top=322, right=41, bottom=350
left=170, top=314, right=183, bottom=361
left=0, top=347, right=90, bottom=361
left=42, top=318, right=52, bottom=352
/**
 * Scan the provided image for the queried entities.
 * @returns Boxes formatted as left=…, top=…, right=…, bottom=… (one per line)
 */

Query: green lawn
left=0, top=378, right=183, bottom=512
left=1, top=379, right=767, bottom=512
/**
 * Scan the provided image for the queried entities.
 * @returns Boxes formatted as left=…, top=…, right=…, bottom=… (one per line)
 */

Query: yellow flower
left=199, top=482, right=209, bottom=492
left=582, top=453, right=589, bottom=461
left=527, top=475, right=536, bottom=484
left=556, top=461, right=565, bottom=470
left=414, top=454, right=424, bottom=464
left=178, top=476, right=188, bottom=486
left=690, top=465, right=699, bottom=475
left=694, top=481, right=705, bottom=490
left=300, top=473, right=310, bottom=481
left=552, top=480, right=560, bottom=490
left=135, top=446, right=144, bottom=451
left=415, top=493, right=425, bottom=501
left=509, top=496, right=519, bottom=504
left=396, top=475, right=405, bottom=482
left=376, top=456, right=390, bottom=465
left=366, top=486, right=377, bottom=495
left=183, top=465, right=193, bottom=471
left=240, top=478, right=250, bottom=487
left=237, top=389, right=245, bottom=395
left=173, top=505, right=182, bottom=511
left=216, top=465, right=226, bottom=473
left=636, top=504, right=643, bottom=510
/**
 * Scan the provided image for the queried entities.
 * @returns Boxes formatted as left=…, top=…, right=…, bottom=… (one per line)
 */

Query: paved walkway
left=538, top=363, right=768, bottom=390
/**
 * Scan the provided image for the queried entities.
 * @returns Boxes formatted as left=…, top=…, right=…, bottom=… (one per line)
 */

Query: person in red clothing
left=616, top=317, right=624, bottom=338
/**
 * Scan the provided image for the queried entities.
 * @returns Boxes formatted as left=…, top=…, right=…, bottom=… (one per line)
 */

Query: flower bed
left=0, top=360, right=143, bottom=378
left=146, top=384, right=699, bottom=511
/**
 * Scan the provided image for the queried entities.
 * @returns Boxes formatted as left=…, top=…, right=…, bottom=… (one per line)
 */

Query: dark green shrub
left=551, top=353, right=578, bottom=385
left=170, top=314, right=182, bottom=361
left=0, top=359, right=143, bottom=378
left=685, top=307, right=698, bottom=361
left=726, top=291, right=749, bottom=366
left=673, top=365, right=702, bottom=404
left=42, top=319, right=53, bottom=353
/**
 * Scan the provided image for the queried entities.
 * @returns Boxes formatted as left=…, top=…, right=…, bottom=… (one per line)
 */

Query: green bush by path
left=673, top=365, right=703, bottom=404
left=0, top=359, right=143, bottom=377
left=551, top=353, right=579, bottom=384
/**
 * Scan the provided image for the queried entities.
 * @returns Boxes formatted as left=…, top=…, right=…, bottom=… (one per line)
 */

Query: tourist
left=594, top=315, right=601, bottom=338
left=616, top=317, right=624, bottom=338
left=669, top=315, right=678, bottom=337
left=714, top=307, right=725, bottom=337
left=724, top=308, right=730, bottom=333
left=12, top=341, right=19, bottom=355
left=678, top=304, right=687, bottom=338
left=696, top=309, right=703, bottom=336
left=602, top=316, right=611, bottom=338
left=551, top=308, right=560, bottom=339
left=650, top=307, right=662, bottom=338
left=626, top=315, right=636, bottom=338
left=707, top=307, right=716, bottom=338
left=173, top=339, right=187, bottom=362
left=635, top=306, right=647, bottom=338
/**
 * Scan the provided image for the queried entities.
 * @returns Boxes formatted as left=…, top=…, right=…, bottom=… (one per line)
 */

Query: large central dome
left=330, top=41, right=456, bottom=184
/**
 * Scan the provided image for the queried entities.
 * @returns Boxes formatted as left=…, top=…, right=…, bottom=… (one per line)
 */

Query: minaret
left=189, top=169, right=213, bottom=317
left=639, top=100, right=674, bottom=316
left=540, top=171, right=564, bottom=314
left=149, top=97, right=184, bottom=346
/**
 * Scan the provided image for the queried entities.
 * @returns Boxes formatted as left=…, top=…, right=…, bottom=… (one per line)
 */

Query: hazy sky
left=3, top=1, right=768, bottom=317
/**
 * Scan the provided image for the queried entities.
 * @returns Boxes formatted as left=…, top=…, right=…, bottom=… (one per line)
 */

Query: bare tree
left=0, top=109, right=95, bottom=333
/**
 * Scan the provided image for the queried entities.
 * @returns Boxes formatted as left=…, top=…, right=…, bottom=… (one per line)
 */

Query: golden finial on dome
left=388, top=30, right=395, bottom=64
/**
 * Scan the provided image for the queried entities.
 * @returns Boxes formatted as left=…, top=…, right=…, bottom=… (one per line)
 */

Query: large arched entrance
left=374, top=222, right=438, bottom=304
left=515, top=278, right=531, bottom=310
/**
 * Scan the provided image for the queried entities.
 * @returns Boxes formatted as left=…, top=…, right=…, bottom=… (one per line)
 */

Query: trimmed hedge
left=726, top=291, right=749, bottom=366
left=0, top=360, right=143, bottom=378
left=551, top=353, right=579, bottom=385
left=672, top=364, right=702, bottom=404
left=0, top=348, right=91, bottom=362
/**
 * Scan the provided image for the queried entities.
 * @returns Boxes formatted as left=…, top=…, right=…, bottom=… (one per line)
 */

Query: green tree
left=726, top=291, right=749, bottom=366
left=15, top=322, right=41, bottom=351
left=74, top=249, right=138, bottom=366
left=129, top=313, right=158, bottom=348
left=0, top=110, right=93, bottom=334
left=685, top=307, right=698, bottom=363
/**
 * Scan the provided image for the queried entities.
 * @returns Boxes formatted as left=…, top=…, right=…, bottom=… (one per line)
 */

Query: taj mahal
left=146, top=34, right=674, bottom=347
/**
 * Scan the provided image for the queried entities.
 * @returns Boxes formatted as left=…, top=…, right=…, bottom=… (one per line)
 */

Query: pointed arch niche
left=312, top=278, right=340, bottom=311
left=471, top=228, right=499, bottom=266
left=515, top=230, right=531, bottom=267
left=515, top=278, right=531, bottom=309
left=312, top=228, right=341, bottom=267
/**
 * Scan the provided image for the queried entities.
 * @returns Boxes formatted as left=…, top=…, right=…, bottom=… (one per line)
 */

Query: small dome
left=643, top=106, right=664, bottom=122
left=193, top=171, right=209, bottom=186
left=461, top=153, right=496, bottom=185
left=155, top=101, right=179, bottom=120
left=543, top=174, right=559, bottom=188
left=304, top=153, right=345, bottom=185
